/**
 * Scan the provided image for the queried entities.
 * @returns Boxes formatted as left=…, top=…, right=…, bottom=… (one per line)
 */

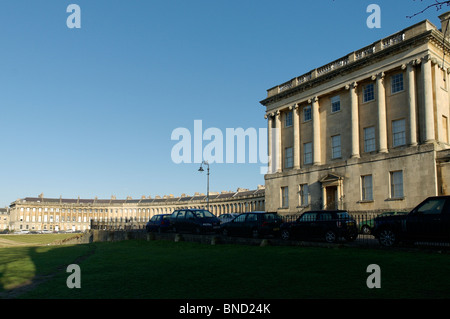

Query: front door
left=326, top=186, right=337, bottom=210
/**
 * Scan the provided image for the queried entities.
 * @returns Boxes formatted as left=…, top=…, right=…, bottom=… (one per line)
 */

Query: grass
left=1, top=237, right=450, bottom=299
left=0, top=234, right=81, bottom=247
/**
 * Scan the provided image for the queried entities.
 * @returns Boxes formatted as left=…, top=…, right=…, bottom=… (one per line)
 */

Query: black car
left=146, top=214, right=171, bottom=233
left=372, top=196, right=450, bottom=247
left=220, top=211, right=283, bottom=238
left=169, top=209, right=220, bottom=234
left=280, top=210, right=358, bottom=243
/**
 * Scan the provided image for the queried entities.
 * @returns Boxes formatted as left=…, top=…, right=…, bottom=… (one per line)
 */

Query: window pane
left=363, top=83, right=374, bottom=102
left=285, top=147, right=293, bottom=168
left=443, top=116, right=449, bottom=144
left=304, top=106, right=312, bottom=122
left=364, top=127, right=376, bottom=152
left=304, top=142, right=312, bottom=164
left=331, top=135, right=341, bottom=159
left=361, top=175, right=373, bottom=200
left=300, top=184, right=309, bottom=206
left=300, top=212, right=317, bottom=222
left=331, top=96, right=340, bottom=113
left=281, top=187, right=289, bottom=208
left=391, top=73, right=404, bottom=93
left=392, top=119, right=406, bottom=147
left=391, top=171, right=403, bottom=198
left=417, top=198, right=446, bottom=215
left=285, top=111, right=293, bottom=127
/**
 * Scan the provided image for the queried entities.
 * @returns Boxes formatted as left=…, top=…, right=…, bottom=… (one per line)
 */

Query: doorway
left=325, top=186, right=338, bottom=210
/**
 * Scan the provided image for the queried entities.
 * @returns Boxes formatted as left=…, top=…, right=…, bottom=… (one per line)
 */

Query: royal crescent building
left=7, top=187, right=265, bottom=232
left=260, top=13, right=450, bottom=216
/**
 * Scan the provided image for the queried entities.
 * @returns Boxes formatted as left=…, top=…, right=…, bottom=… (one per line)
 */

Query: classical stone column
left=422, top=55, right=435, bottom=142
left=292, top=104, right=300, bottom=169
left=406, top=61, right=418, bottom=146
left=275, top=110, right=282, bottom=172
left=347, top=82, right=360, bottom=158
left=266, top=113, right=273, bottom=173
left=375, top=72, right=388, bottom=153
left=311, top=97, right=321, bottom=165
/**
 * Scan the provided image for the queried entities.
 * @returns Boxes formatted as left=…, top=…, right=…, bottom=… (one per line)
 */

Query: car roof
left=303, top=210, right=348, bottom=213
left=241, top=211, right=276, bottom=214
left=174, top=208, right=210, bottom=212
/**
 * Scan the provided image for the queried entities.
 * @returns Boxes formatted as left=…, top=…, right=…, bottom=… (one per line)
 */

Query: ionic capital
left=308, top=96, right=319, bottom=104
left=422, top=54, right=432, bottom=63
left=345, top=82, right=358, bottom=90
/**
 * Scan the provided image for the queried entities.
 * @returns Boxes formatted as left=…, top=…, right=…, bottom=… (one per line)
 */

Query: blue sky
left=0, top=0, right=445, bottom=207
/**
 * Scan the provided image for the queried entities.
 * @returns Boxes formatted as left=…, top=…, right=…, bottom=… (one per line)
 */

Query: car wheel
left=281, top=230, right=290, bottom=240
left=195, top=227, right=201, bottom=235
left=324, top=230, right=337, bottom=243
left=378, top=229, right=397, bottom=247
left=252, top=229, right=260, bottom=239
left=222, top=228, right=229, bottom=237
left=361, top=225, right=371, bottom=235
left=172, top=226, right=177, bottom=233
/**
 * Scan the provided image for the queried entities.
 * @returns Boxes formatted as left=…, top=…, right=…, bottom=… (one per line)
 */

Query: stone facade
left=7, top=186, right=265, bottom=232
left=260, top=14, right=450, bottom=216
left=0, top=208, right=9, bottom=231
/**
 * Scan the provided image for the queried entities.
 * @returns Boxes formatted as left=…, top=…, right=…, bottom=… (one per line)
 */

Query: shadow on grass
left=2, top=239, right=450, bottom=299
left=0, top=243, right=95, bottom=299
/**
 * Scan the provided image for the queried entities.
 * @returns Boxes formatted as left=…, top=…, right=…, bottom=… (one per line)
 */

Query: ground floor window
left=281, top=186, right=289, bottom=208
left=361, top=175, right=373, bottom=201
left=299, top=184, right=309, bottom=206
left=390, top=171, right=404, bottom=199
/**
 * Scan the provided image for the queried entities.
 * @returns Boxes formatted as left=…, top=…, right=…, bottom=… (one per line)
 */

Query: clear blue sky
left=0, top=0, right=445, bottom=207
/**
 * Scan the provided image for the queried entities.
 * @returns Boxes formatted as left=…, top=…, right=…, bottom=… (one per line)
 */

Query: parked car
left=217, top=213, right=240, bottom=224
left=280, top=210, right=358, bottom=243
left=358, top=211, right=407, bottom=234
left=169, top=209, right=220, bottom=234
left=146, top=214, right=171, bottom=233
left=220, top=211, right=283, bottom=238
left=372, top=196, right=450, bottom=247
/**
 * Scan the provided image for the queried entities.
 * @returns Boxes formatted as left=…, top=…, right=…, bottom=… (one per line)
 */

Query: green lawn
left=0, top=233, right=80, bottom=246
left=1, top=238, right=450, bottom=299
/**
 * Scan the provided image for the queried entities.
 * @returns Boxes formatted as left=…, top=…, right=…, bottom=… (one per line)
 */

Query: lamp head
left=198, top=166, right=204, bottom=172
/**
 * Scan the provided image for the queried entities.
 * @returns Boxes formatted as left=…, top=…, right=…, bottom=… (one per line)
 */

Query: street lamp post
left=198, top=161, right=210, bottom=211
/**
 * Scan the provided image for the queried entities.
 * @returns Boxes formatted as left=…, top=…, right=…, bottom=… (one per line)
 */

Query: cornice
left=260, top=29, right=445, bottom=107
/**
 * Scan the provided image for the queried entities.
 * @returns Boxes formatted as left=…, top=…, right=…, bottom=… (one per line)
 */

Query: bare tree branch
left=407, top=0, right=450, bottom=18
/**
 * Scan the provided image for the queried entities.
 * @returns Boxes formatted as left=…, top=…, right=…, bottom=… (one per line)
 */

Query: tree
left=407, top=0, right=450, bottom=18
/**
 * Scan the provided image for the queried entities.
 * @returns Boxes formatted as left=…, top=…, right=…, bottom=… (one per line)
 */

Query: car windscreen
left=336, top=212, right=351, bottom=219
left=264, top=213, right=282, bottom=221
left=193, top=210, right=214, bottom=218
